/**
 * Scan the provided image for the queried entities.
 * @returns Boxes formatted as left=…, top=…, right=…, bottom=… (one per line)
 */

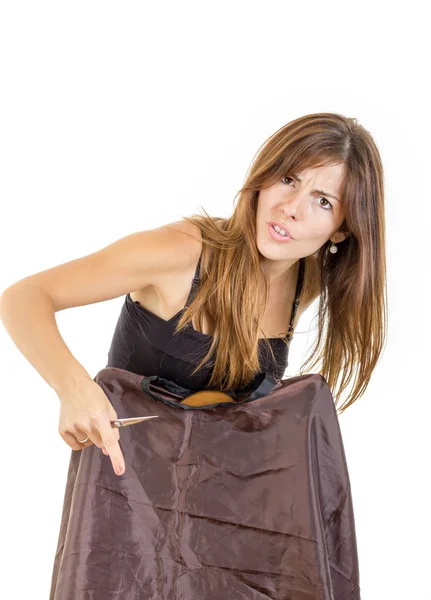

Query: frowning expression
left=256, top=163, right=348, bottom=262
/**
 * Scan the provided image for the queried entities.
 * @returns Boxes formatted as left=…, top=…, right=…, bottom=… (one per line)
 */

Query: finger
left=67, top=424, right=96, bottom=448
left=74, top=428, right=92, bottom=444
left=97, top=422, right=125, bottom=476
left=60, top=429, right=93, bottom=451
left=85, top=418, right=120, bottom=449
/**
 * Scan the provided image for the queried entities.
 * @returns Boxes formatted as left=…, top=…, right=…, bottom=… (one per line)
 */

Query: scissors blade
left=111, top=416, right=158, bottom=428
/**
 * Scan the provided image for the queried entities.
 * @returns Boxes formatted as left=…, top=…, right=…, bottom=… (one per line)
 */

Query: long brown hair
left=175, top=112, right=387, bottom=414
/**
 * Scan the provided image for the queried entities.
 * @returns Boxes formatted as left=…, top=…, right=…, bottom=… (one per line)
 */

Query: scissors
left=111, top=415, right=158, bottom=429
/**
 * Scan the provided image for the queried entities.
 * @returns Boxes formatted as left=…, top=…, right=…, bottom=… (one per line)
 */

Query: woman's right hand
left=57, top=378, right=126, bottom=476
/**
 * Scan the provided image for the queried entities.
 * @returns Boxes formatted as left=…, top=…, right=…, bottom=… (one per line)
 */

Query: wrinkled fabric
left=49, top=367, right=361, bottom=600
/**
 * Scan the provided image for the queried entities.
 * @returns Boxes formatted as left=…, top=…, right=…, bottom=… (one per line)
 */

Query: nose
left=281, top=191, right=303, bottom=218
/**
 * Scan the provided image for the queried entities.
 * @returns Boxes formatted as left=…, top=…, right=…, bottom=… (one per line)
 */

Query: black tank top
left=106, top=255, right=305, bottom=391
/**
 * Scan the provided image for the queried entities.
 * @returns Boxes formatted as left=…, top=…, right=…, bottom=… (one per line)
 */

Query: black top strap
left=184, top=254, right=202, bottom=307
left=191, top=254, right=202, bottom=286
left=286, top=257, right=305, bottom=340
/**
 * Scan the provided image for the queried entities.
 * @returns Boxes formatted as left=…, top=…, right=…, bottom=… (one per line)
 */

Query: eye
left=281, top=176, right=333, bottom=211
left=318, top=197, right=333, bottom=211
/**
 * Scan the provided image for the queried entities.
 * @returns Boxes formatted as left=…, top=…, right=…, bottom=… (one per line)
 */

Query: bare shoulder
left=163, top=218, right=203, bottom=254
left=147, top=218, right=203, bottom=288
left=127, top=219, right=204, bottom=321
left=1, top=218, right=204, bottom=313
left=156, top=218, right=203, bottom=273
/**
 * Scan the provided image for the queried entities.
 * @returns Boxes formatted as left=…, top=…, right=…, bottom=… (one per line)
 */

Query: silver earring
left=329, top=242, right=338, bottom=254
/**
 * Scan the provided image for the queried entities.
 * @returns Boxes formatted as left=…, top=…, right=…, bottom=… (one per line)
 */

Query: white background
left=1, top=1, right=430, bottom=598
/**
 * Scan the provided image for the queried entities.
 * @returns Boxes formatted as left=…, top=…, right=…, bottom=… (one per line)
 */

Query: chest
left=130, top=275, right=302, bottom=340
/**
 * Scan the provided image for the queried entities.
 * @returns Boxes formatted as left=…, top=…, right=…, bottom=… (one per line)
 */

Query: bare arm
left=0, top=220, right=202, bottom=474
left=0, top=285, right=93, bottom=396
left=0, top=219, right=202, bottom=397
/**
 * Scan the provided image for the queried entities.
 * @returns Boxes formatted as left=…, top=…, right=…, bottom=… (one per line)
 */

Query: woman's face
left=256, top=163, right=348, bottom=268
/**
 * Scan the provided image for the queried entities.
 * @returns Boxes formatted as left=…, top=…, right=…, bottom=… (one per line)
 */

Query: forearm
left=0, top=283, right=93, bottom=396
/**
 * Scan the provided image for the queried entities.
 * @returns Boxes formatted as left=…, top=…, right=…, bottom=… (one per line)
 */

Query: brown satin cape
left=49, top=367, right=361, bottom=599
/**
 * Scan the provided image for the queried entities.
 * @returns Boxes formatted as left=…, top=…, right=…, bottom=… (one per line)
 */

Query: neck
left=263, top=258, right=299, bottom=287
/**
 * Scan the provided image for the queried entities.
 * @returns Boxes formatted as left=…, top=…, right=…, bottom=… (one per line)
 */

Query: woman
left=107, top=110, right=386, bottom=417
left=0, top=112, right=385, bottom=598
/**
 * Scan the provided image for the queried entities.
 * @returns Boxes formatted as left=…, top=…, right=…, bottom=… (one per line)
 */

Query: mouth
left=267, top=221, right=294, bottom=242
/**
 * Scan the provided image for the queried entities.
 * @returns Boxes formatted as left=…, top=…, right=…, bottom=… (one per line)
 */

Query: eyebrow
left=292, top=173, right=340, bottom=202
